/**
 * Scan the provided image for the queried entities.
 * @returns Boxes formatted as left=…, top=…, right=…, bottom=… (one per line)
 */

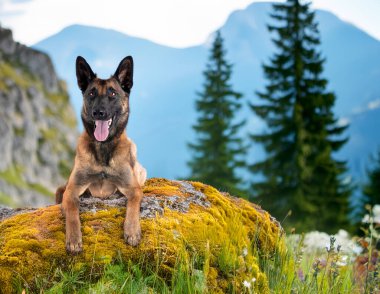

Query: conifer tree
left=363, top=149, right=380, bottom=207
left=250, top=0, right=351, bottom=232
left=188, top=31, right=246, bottom=197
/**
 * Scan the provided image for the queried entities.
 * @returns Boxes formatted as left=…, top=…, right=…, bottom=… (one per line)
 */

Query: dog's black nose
left=92, top=108, right=107, bottom=120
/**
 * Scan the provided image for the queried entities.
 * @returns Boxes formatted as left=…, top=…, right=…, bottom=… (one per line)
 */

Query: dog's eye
left=110, top=91, right=117, bottom=97
left=89, top=91, right=95, bottom=97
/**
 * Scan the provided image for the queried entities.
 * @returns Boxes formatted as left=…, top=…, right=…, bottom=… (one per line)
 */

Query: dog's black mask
left=76, top=56, right=133, bottom=142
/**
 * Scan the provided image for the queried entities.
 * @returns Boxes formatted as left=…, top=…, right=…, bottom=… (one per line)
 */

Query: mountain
left=0, top=26, right=77, bottom=207
left=33, top=2, right=380, bottom=184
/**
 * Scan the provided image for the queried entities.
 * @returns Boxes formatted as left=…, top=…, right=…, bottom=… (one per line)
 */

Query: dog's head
left=76, top=56, right=133, bottom=142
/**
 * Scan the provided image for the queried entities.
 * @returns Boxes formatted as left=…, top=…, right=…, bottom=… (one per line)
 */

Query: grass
left=256, top=235, right=357, bottom=294
left=28, top=254, right=207, bottom=294
left=23, top=227, right=378, bottom=294
left=251, top=208, right=380, bottom=294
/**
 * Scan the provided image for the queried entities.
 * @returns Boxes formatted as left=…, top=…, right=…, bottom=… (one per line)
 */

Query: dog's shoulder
left=126, top=137, right=138, bottom=159
left=125, top=135, right=147, bottom=186
left=75, top=132, right=93, bottom=161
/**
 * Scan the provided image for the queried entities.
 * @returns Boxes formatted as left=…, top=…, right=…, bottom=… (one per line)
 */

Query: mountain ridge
left=33, top=2, right=380, bottom=185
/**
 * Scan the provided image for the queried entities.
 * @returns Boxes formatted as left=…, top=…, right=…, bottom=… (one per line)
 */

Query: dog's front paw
left=66, top=232, right=83, bottom=254
left=124, top=220, right=141, bottom=247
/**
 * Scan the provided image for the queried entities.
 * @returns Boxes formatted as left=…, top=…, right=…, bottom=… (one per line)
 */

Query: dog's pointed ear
left=76, top=56, right=96, bottom=92
left=114, top=56, right=133, bottom=93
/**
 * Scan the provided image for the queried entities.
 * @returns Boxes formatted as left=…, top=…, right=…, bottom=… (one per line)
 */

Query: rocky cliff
left=0, top=179, right=283, bottom=293
left=0, top=26, right=77, bottom=207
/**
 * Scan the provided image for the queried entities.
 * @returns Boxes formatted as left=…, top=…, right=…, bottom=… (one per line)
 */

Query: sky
left=0, top=0, right=380, bottom=48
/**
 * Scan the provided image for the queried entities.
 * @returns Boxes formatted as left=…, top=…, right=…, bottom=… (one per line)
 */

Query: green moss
left=29, top=183, right=53, bottom=197
left=0, top=165, right=27, bottom=188
left=46, top=92, right=69, bottom=104
left=13, top=127, right=25, bottom=137
left=44, top=92, right=77, bottom=129
left=0, top=191, right=16, bottom=207
left=0, top=165, right=53, bottom=199
left=0, top=59, right=76, bottom=130
left=38, top=128, right=74, bottom=161
left=0, top=179, right=282, bottom=293
left=44, top=104, right=77, bottom=129
left=40, top=128, right=58, bottom=141
left=0, top=61, right=31, bottom=89
left=58, top=160, right=73, bottom=179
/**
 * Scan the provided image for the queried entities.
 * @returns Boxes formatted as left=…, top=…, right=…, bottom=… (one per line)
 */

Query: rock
left=0, top=26, right=78, bottom=207
left=0, top=179, right=282, bottom=293
left=0, top=116, right=12, bottom=170
left=0, top=25, right=59, bottom=92
left=0, top=179, right=51, bottom=207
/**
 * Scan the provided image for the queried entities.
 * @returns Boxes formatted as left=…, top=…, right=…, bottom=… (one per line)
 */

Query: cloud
left=337, top=117, right=350, bottom=127
left=10, top=0, right=34, bottom=3
left=352, top=98, right=380, bottom=115
left=368, top=99, right=380, bottom=110
left=0, top=0, right=29, bottom=17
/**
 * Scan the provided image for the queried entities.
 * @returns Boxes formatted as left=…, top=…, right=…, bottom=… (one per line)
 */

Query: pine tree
left=250, top=0, right=351, bottom=232
left=188, top=31, right=246, bottom=197
left=363, top=149, right=380, bottom=207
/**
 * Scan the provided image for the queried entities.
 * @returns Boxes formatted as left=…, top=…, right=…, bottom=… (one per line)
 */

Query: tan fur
left=58, top=56, right=146, bottom=254
left=59, top=133, right=146, bottom=253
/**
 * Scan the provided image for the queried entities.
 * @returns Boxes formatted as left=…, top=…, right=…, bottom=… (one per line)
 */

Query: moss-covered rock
left=0, top=179, right=283, bottom=293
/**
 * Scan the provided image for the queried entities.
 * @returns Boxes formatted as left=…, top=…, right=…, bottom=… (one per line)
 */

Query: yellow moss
left=143, top=178, right=182, bottom=196
left=0, top=179, right=283, bottom=293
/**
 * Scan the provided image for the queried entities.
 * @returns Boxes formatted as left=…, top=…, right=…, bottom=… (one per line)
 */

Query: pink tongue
left=94, top=120, right=109, bottom=141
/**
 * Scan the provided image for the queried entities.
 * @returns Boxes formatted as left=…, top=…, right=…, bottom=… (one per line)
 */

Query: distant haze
left=0, top=0, right=379, bottom=47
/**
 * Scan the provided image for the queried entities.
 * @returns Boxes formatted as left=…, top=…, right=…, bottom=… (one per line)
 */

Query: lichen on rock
left=0, top=179, right=283, bottom=293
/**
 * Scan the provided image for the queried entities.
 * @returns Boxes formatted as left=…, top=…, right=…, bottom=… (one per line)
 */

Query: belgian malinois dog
left=56, top=56, right=146, bottom=254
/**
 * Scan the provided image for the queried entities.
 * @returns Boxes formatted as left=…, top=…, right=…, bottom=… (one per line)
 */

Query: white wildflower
left=373, top=204, right=380, bottom=216
left=336, top=255, right=348, bottom=267
left=251, top=277, right=256, bottom=283
left=303, top=231, right=330, bottom=253
left=362, top=214, right=372, bottom=223
left=242, top=247, right=248, bottom=257
left=336, top=261, right=346, bottom=267
left=352, top=245, right=363, bottom=255
left=294, top=230, right=356, bottom=255
left=243, top=280, right=251, bottom=288
left=325, top=242, right=331, bottom=251
left=362, top=204, right=380, bottom=224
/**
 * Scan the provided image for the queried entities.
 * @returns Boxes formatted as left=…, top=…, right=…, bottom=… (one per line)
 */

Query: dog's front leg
left=61, top=174, right=88, bottom=254
left=119, top=177, right=143, bottom=246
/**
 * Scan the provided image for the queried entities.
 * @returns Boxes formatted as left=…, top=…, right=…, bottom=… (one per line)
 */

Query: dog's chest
left=88, top=179, right=117, bottom=198
left=90, top=142, right=116, bottom=166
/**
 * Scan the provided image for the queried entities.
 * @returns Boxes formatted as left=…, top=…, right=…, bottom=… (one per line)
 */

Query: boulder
left=0, top=179, right=282, bottom=293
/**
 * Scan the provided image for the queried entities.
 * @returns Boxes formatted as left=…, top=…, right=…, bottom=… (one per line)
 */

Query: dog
left=56, top=56, right=146, bottom=254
